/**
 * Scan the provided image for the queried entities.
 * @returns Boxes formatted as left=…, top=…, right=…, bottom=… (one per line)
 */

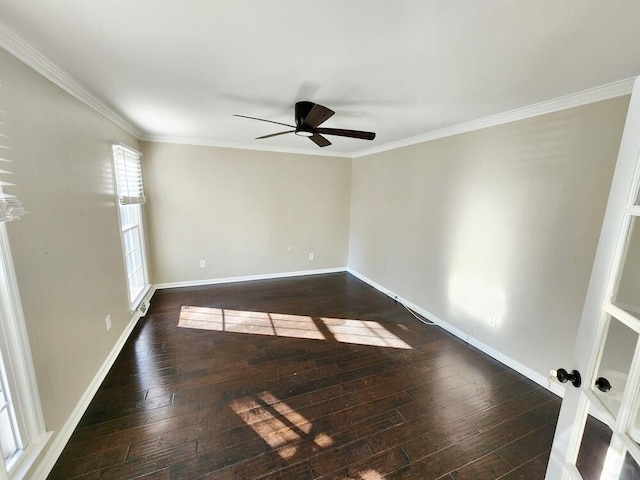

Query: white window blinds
left=0, top=104, right=26, bottom=223
left=112, top=143, right=145, bottom=205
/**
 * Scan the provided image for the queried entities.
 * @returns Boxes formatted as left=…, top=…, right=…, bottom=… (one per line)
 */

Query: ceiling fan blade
left=255, top=130, right=296, bottom=140
left=315, top=127, right=376, bottom=140
left=301, top=104, right=335, bottom=128
left=309, top=134, right=331, bottom=147
left=233, top=114, right=295, bottom=129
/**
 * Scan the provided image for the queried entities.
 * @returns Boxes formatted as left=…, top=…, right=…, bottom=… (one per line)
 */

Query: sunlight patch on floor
left=229, top=391, right=334, bottom=459
left=229, top=396, right=303, bottom=458
left=358, top=469, right=386, bottom=480
left=321, top=317, right=412, bottom=349
left=337, top=469, right=387, bottom=479
left=178, top=306, right=412, bottom=350
left=178, top=306, right=325, bottom=340
left=257, top=392, right=312, bottom=434
left=313, top=433, right=334, bottom=448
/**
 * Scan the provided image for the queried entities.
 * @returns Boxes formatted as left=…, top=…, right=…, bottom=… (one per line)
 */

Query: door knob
left=595, top=377, right=611, bottom=393
left=554, top=368, right=582, bottom=388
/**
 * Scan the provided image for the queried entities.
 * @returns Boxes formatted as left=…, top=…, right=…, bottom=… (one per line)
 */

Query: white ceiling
left=1, top=1, right=640, bottom=156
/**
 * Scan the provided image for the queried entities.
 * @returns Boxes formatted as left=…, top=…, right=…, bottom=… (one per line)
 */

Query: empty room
left=1, top=2, right=640, bottom=479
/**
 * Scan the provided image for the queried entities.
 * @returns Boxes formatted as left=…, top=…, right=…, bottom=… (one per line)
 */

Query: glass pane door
left=612, top=217, right=640, bottom=318
left=574, top=200, right=640, bottom=478
left=591, top=316, right=639, bottom=420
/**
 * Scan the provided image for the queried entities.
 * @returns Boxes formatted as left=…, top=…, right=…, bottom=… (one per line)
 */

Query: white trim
left=0, top=224, right=47, bottom=440
left=154, top=267, right=347, bottom=290
left=146, top=73, right=632, bottom=159
left=0, top=22, right=142, bottom=139
left=346, top=267, right=567, bottom=398
left=352, top=78, right=635, bottom=158
left=29, top=287, right=153, bottom=480
left=0, top=223, right=51, bottom=480
left=616, top=302, right=640, bottom=318
left=7, top=432, right=51, bottom=480
left=147, top=77, right=633, bottom=159
left=132, top=284, right=153, bottom=314
left=135, top=287, right=153, bottom=317
left=0, top=17, right=632, bottom=160
left=111, top=144, right=150, bottom=309
left=140, top=135, right=353, bottom=159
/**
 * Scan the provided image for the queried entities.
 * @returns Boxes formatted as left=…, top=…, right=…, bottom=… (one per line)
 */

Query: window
left=0, top=88, right=49, bottom=480
left=0, top=228, right=49, bottom=480
left=0, top=346, right=21, bottom=469
left=112, top=143, right=150, bottom=308
left=0, top=97, right=23, bottom=471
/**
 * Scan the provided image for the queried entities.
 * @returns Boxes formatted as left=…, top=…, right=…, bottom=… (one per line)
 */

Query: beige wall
left=141, top=142, right=352, bottom=285
left=349, top=97, right=629, bottom=377
left=0, top=39, right=633, bottom=476
left=0, top=47, right=139, bottom=469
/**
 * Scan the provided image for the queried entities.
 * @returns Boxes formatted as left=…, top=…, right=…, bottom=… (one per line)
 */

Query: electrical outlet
left=199, top=259, right=206, bottom=268
left=486, top=314, right=497, bottom=328
left=308, top=253, right=314, bottom=260
left=105, top=315, right=112, bottom=331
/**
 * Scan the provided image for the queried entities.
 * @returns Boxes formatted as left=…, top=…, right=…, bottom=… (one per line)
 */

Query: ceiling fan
left=234, top=101, right=376, bottom=147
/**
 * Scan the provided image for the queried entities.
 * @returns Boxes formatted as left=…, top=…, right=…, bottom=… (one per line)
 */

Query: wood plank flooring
left=47, top=272, right=561, bottom=479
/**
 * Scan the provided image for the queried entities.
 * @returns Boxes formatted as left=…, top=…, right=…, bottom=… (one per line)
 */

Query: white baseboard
left=347, top=267, right=566, bottom=399
left=154, top=267, right=347, bottom=290
left=30, top=290, right=153, bottom=480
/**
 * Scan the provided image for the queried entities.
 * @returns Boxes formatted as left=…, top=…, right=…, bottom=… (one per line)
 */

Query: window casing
left=112, top=143, right=150, bottom=308
left=0, top=225, right=49, bottom=480
left=0, top=85, right=48, bottom=480
left=0, top=347, right=21, bottom=469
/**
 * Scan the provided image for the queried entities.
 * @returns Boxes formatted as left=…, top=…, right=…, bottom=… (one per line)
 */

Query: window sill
left=130, top=283, right=152, bottom=313
left=8, top=430, right=52, bottom=480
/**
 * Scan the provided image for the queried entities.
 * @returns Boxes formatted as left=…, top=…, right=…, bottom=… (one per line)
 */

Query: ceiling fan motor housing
left=295, top=101, right=315, bottom=127
left=295, top=101, right=315, bottom=135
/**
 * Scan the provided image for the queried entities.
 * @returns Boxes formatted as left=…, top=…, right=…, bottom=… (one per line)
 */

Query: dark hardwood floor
left=47, top=272, right=561, bottom=479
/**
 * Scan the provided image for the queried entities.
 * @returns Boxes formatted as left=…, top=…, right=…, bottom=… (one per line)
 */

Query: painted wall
left=141, top=142, right=352, bottom=285
left=0, top=38, right=633, bottom=477
left=348, top=97, right=630, bottom=378
left=0, top=47, right=139, bottom=472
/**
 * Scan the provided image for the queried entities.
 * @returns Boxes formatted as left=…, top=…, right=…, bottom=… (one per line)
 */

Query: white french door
left=546, top=76, right=640, bottom=479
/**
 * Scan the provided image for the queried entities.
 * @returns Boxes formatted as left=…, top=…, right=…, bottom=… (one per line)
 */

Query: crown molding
left=140, top=134, right=353, bottom=158
left=352, top=78, right=635, bottom=158
left=0, top=20, right=633, bottom=158
left=0, top=22, right=142, bottom=139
